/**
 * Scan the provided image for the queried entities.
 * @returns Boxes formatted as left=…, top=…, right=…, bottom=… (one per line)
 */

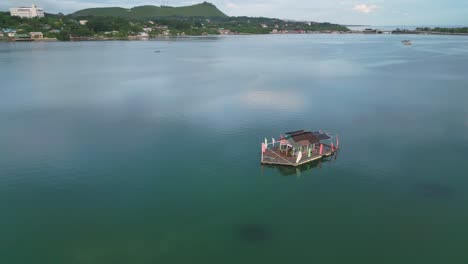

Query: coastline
left=2, top=29, right=468, bottom=43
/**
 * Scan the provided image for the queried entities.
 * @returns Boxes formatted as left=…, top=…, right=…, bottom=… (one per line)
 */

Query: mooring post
left=261, top=143, right=264, bottom=163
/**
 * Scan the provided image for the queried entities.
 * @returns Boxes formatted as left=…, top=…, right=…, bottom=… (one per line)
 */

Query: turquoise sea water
left=1, top=35, right=467, bottom=263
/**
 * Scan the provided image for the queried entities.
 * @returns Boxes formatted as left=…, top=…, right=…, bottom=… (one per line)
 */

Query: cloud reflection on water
left=239, top=90, right=305, bottom=111
left=314, top=59, right=367, bottom=78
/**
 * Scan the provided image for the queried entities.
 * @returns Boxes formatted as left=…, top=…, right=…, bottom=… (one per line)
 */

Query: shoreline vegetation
left=1, top=2, right=468, bottom=42
left=0, top=2, right=348, bottom=42
left=394, top=27, right=468, bottom=35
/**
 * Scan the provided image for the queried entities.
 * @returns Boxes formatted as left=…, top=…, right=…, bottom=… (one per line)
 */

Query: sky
left=2, top=0, right=468, bottom=26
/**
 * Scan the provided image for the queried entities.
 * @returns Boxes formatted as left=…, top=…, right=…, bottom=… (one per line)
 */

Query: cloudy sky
left=2, top=0, right=467, bottom=25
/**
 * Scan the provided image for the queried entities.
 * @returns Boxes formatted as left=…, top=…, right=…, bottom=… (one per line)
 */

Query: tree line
left=416, top=27, right=468, bottom=34
left=1, top=11, right=349, bottom=40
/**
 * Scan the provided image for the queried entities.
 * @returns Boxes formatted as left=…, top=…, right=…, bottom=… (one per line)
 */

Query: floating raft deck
left=261, top=144, right=337, bottom=167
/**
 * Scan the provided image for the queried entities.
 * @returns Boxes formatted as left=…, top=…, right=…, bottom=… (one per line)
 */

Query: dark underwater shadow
left=411, top=183, right=455, bottom=199
left=236, top=223, right=273, bottom=244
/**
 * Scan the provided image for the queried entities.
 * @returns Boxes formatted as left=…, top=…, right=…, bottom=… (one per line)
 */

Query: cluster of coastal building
left=1, top=4, right=47, bottom=41
left=0, top=29, right=44, bottom=41
left=1, top=3, right=174, bottom=41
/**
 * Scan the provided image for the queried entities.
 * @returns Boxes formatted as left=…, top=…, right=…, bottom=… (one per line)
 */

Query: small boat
left=260, top=130, right=339, bottom=167
left=402, top=40, right=412, bottom=45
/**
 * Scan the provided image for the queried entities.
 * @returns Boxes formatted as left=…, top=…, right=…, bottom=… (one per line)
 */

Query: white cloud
left=0, top=0, right=203, bottom=14
left=353, top=4, right=378, bottom=13
left=1, top=0, right=465, bottom=26
left=226, top=2, right=238, bottom=9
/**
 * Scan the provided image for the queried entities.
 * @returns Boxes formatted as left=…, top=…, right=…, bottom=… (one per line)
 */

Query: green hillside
left=72, top=2, right=227, bottom=18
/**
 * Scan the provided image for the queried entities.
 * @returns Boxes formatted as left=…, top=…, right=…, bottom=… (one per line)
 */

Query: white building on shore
left=10, top=4, right=45, bottom=18
left=29, top=32, right=43, bottom=39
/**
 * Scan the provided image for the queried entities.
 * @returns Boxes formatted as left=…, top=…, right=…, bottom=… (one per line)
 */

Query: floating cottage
left=261, top=130, right=339, bottom=167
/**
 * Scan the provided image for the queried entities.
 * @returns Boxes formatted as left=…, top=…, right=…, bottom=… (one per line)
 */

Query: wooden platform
left=261, top=145, right=336, bottom=167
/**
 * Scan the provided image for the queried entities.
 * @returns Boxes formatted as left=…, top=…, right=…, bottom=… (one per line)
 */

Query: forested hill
left=72, top=2, right=227, bottom=18
left=1, top=3, right=350, bottom=41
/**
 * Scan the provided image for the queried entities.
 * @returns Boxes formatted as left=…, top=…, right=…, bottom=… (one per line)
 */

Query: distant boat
left=402, top=40, right=412, bottom=45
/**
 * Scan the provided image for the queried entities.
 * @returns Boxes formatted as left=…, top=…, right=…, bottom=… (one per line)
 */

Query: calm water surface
left=1, top=35, right=467, bottom=263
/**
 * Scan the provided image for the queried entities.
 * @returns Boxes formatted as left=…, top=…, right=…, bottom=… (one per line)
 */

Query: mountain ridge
left=72, top=2, right=227, bottom=18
